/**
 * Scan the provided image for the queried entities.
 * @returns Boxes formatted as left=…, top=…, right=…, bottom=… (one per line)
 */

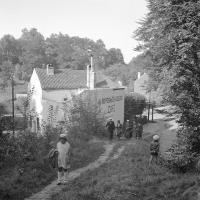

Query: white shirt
left=57, top=141, right=70, bottom=168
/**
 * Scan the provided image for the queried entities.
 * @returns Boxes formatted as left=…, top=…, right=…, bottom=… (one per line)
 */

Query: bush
left=63, top=95, right=106, bottom=138
left=0, top=119, right=105, bottom=199
left=165, top=127, right=199, bottom=172
left=0, top=128, right=58, bottom=169
left=165, top=144, right=196, bottom=173
left=124, top=92, right=146, bottom=121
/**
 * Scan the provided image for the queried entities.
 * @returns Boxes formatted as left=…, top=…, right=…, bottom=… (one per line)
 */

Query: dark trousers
left=109, top=130, right=114, bottom=140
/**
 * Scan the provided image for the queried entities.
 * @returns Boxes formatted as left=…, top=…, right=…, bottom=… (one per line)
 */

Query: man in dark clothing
left=106, top=118, right=115, bottom=140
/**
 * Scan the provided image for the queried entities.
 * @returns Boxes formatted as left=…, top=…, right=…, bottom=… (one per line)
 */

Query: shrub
left=124, top=92, right=146, bottom=121
left=63, top=95, right=106, bottom=138
left=165, top=143, right=196, bottom=173
left=165, top=127, right=199, bottom=172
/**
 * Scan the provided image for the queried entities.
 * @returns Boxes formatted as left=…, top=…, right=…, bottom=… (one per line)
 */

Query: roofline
left=84, top=87, right=126, bottom=91
left=42, top=87, right=87, bottom=90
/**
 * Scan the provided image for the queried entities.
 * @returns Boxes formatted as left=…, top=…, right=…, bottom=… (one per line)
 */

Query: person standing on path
left=149, top=135, right=160, bottom=164
left=106, top=118, right=115, bottom=140
left=116, top=120, right=123, bottom=139
left=57, top=133, right=71, bottom=185
left=137, top=122, right=143, bottom=139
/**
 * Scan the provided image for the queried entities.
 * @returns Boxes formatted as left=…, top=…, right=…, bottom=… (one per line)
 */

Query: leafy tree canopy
left=135, top=0, right=200, bottom=155
left=0, top=28, right=125, bottom=82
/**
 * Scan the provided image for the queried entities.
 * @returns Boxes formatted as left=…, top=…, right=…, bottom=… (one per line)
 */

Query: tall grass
left=52, top=140, right=199, bottom=200
left=0, top=127, right=104, bottom=200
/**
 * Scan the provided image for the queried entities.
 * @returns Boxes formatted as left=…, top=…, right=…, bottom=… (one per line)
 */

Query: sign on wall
left=84, top=88, right=125, bottom=124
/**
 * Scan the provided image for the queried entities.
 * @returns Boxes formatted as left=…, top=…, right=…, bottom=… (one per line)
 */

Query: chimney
left=86, top=65, right=91, bottom=88
left=86, top=55, right=95, bottom=89
left=90, top=69, right=95, bottom=89
left=46, top=64, right=54, bottom=75
left=137, top=72, right=141, bottom=79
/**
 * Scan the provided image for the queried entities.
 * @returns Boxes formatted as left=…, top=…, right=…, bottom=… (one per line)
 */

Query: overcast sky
left=0, top=0, right=148, bottom=63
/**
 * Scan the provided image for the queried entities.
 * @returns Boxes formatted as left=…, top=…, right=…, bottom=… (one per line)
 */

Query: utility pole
left=147, top=101, right=150, bottom=121
left=11, top=74, right=15, bottom=136
left=152, top=103, right=154, bottom=122
left=147, top=90, right=152, bottom=122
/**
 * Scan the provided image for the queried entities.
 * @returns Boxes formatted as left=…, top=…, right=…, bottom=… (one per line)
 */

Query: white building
left=28, top=64, right=123, bottom=132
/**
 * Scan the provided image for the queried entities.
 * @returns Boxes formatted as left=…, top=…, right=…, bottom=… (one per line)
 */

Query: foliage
left=0, top=126, right=104, bottom=200
left=103, top=63, right=132, bottom=86
left=63, top=95, right=106, bottom=138
left=165, top=143, right=196, bottom=173
left=124, top=92, right=146, bottom=121
left=19, top=28, right=46, bottom=74
left=128, top=53, right=153, bottom=77
left=103, top=53, right=155, bottom=87
left=0, top=34, right=21, bottom=65
left=106, top=48, right=124, bottom=66
left=15, top=97, right=30, bottom=129
left=0, top=28, right=125, bottom=81
left=0, top=61, right=14, bottom=88
left=135, top=0, right=200, bottom=169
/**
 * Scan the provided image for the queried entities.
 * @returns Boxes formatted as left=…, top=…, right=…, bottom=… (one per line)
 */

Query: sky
left=0, top=0, right=148, bottom=63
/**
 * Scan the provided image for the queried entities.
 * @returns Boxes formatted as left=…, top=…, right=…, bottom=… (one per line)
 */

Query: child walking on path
left=149, top=134, right=160, bottom=164
left=57, top=133, right=71, bottom=185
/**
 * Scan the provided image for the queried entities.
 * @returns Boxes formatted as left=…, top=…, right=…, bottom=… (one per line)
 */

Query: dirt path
left=143, top=106, right=178, bottom=156
left=25, top=142, right=117, bottom=200
left=26, top=107, right=178, bottom=200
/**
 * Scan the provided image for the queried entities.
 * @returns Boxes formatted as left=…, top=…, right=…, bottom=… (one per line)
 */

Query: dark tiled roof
left=35, top=68, right=87, bottom=90
left=35, top=68, right=120, bottom=90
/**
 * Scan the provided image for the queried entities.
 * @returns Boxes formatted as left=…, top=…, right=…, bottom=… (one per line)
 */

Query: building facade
left=28, top=64, right=123, bottom=132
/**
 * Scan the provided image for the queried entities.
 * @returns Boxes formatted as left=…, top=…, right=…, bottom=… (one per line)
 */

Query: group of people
left=105, top=118, right=143, bottom=140
left=106, top=117, right=160, bottom=165
left=48, top=119, right=160, bottom=185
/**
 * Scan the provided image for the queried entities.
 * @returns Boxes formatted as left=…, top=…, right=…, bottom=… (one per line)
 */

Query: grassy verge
left=0, top=140, right=104, bottom=200
left=52, top=139, right=199, bottom=200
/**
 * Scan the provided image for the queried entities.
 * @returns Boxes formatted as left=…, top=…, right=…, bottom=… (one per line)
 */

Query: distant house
left=134, top=72, right=149, bottom=100
left=28, top=64, right=121, bottom=132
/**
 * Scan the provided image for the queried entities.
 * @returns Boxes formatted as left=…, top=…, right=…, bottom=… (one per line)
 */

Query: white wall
left=83, top=88, right=125, bottom=125
left=41, top=88, right=86, bottom=126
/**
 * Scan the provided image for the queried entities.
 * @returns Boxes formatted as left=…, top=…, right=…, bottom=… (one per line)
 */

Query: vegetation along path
left=25, top=141, right=119, bottom=200
left=52, top=108, right=200, bottom=200
left=27, top=108, right=184, bottom=200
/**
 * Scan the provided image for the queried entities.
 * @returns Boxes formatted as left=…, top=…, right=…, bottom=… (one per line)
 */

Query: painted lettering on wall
left=107, top=104, right=115, bottom=113
left=101, top=96, right=123, bottom=104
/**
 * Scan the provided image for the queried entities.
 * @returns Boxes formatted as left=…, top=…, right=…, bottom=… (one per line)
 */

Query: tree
left=103, top=63, right=132, bottom=86
left=0, top=61, right=15, bottom=88
left=19, top=28, right=46, bottom=73
left=128, top=53, right=152, bottom=75
left=124, top=93, right=146, bottom=121
left=45, top=33, right=74, bottom=69
left=135, top=0, right=200, bottom=157
left=0, top=35, right=21, bottom=65
left=107, top=48, right=124, bottom=66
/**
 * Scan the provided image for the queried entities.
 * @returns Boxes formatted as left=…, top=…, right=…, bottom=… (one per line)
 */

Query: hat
left=59, top=133, right=68, bottom=139
left=108, top=117, right=112, bottom=120
left=153, top=135, right=159, bottom=141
